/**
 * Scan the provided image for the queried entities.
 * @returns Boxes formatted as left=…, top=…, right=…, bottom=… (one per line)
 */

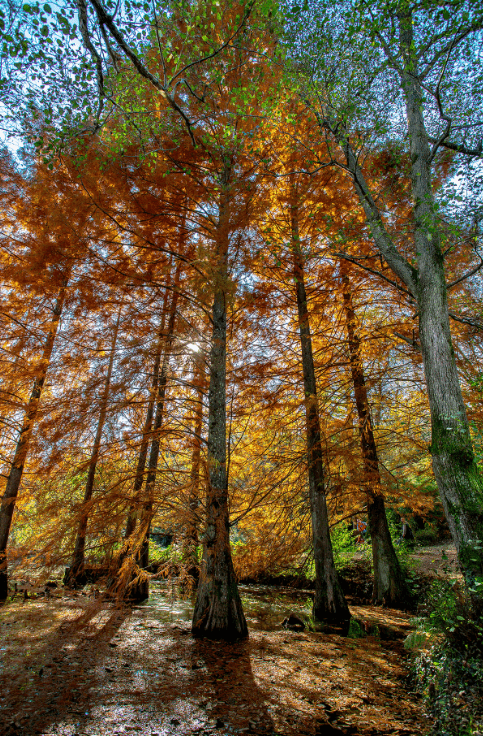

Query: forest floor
left=0, top=588, right=428, bottom=736
left=409, top=542, right=458, bottom=576
left=0, top=543, right=460, bottom=736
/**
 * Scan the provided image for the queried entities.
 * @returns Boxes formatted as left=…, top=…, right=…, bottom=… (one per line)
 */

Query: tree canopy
left=0, top=0, right=483, bottom=634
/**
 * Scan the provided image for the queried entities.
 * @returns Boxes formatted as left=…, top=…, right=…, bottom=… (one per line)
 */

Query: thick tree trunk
left=67, top=307, right=121, bottom=586
left=291, top=201, right=350, bottom=625
left=192, top=157, right=248, bottom=640
left=340, top=268, right=407, bottom=605
left=335, top=14, right=483, bottom=610
left=0, top=280, right=68, bottom=600
left=396, top=10, right=483, bottom=609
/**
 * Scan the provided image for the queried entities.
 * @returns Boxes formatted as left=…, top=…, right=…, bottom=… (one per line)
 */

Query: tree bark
left=183, top=351, right=204, bottom=569
left=340, top=266, right=408, bottom=605
left=396, top=8, right=483, bottom=608
left=128, top=260, right=182, bottom=601
left=0, top=280, right=68, bottom=600
left=291, top=199, right=350, bottom=625
left=67, top=306, right=122, bottom=585
left=332, top=12, right=483, bottom=609
left=192, top=156, right=248, bottom=640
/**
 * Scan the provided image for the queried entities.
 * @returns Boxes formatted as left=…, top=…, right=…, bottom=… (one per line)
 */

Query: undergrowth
left=407, top=579, right=483, bottom=736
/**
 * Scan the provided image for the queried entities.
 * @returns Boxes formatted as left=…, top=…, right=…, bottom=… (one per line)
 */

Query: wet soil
left=0, top=584, right=426, bottom=736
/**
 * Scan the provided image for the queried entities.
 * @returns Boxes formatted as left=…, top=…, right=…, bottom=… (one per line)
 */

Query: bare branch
left=428, top=135, right=483, bottom=158
left=393, top=331, right=421, bottom=352
left=447, top=257, right=483, bottom=290
left=449, top=311, right=483, bottom=330
left=333, top=251, right=414, bottom=298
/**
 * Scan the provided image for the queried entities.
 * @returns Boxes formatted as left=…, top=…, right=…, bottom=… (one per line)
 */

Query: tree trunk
left=67, top=306, right=122, bottom=586
left=291, top=199, right=350, bottom=625
left=107, top=291, right=170, bottom=598
left=340, top=266, right=408, bottom=605
left=397, top=10, right=483, bottom=609
left=0, top=280, right=68, bottom=600
left=334, top=34, right=483, bottom=608
left=192, top=157, right=248, bottom=640
left=128, top=260, right=182, bottom=601
left=124, top=290, right=171, bottom=541
left=183, top=351, right=204, bottom=570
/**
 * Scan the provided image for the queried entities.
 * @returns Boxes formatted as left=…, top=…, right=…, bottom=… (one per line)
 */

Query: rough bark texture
left=291, top=201, right=350, bottom=625
left=67, top=307, right=121, bottom=586
left=334, top=11, right=483, bottom=610
left=192, top=158, right=248, bottom=640
left=340, top=268, right=407, bottom=606
left=0, top=281, right=68, bottom=600
left=397, top=10, right=483, bottom=607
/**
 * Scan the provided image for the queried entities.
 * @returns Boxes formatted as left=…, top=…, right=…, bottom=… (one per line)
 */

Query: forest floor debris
left=0, top=592, right=426, bottom=736
left=409, top=543, right=459, bottom=576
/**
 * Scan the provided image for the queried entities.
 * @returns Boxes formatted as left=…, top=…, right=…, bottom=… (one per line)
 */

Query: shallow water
left=134, top=581, right=314, bottom=631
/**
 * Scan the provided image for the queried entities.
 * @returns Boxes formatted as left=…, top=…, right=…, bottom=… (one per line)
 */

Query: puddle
left=134, top=582, right=404, bottom=643
left=239, top=584, right=314, bottom=631
left=135, top=581, right=315, bottom=631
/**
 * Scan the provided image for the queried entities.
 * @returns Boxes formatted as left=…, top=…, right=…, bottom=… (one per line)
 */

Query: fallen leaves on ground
left=0, top=594, right=427, bottom=736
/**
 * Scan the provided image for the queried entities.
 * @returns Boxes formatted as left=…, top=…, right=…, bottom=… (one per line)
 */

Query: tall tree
left=130, top=258, right=183, bottom=600
left=182, top=348, right=205, bottom=570
left=285, top=0, right=483, bottom=608
left=0, top=276, right=69, bottom=599
left=192, top=156, right=248, bottom=639
left=291, top=193, right=350, bottom=625
left=340, top=263, right=407, bottom=605
left=67, top=304, right=122, bottom=585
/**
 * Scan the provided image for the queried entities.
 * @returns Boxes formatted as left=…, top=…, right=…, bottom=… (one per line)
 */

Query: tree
left=67, top=304, right=122, bottom=585
left=340, top=262, right=408, bottom=605
left=291, top=188, right=350, bottom=624
left=0, top=278, right=69, bottom=599
left=182, top=347, right=206, bottom=571
left=191, top=155, right=248, bottom=639
left=284, top=0, right=483, bottom=608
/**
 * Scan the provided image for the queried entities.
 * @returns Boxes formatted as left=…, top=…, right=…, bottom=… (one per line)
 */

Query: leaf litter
left=0, top=589, right=426, bottom=736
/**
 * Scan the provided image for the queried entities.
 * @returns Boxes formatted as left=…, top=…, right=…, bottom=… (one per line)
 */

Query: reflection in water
left=135, top=581, right=314, bottom=631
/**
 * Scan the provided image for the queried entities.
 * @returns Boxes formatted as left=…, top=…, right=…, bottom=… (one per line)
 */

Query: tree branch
left=449, top=311, right=483, bottom=330
left=428, top=135, right=483, bottom=158
left=393, top=331, right=421, bottom=351
left=333, top=252, right=413, bottom=298
left=338, top=136, right=419, bottom=296
left=85, top=0, right=197, bottom=145
left=447, top=257, right=483, bottom=290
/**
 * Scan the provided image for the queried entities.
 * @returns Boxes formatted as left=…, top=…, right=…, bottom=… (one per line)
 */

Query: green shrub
left=331, top=523, right=359, bottom=569
left=410, top=580, right=483, bottom=735
left=413, top=527, right=438, bottom=545
left=149, top=541, right=183, bottom=565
